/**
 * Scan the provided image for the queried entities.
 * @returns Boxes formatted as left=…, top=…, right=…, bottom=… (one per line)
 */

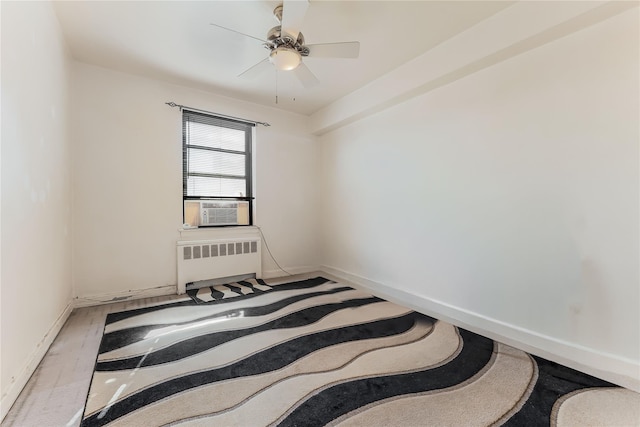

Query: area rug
left=185, top=278, right=276, bottom=304
left=81, top=276, right=629, bottom=426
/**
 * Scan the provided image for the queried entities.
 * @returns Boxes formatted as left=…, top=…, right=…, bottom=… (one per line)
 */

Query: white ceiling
left=53, top=1, right=512, bottom=116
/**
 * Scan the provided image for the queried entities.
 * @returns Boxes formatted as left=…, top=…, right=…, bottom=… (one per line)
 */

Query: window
left=182, top=110, right=253, bottom=226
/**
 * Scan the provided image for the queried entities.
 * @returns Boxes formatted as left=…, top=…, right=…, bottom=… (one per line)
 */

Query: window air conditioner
left=184, top=200, right=250, bottom=227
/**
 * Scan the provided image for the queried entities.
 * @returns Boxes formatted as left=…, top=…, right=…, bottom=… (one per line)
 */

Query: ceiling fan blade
left=238, top=58, right=271, bottom=79
left=306, top=41, right=360, bottom=58
left=210, top=23, right=267, bottom=44
left=281, top=0, right=309, bottom=41
left=293, top=62, right=319, bottom=88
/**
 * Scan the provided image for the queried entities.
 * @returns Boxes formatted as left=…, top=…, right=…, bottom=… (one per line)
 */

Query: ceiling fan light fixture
left=269, top=47, right=301, bottom=71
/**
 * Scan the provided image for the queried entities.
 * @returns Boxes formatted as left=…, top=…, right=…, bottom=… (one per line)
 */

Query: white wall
left=318, top=7, right=639, bottom=389
left=71, top=63, right=319, bottom=299
left=1, top=0, right=73, bottom=417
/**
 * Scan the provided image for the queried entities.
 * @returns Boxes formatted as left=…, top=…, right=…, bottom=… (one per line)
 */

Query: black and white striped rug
left=186, top=278, right=274, bottom=304
left=81, top=276, right=632, bottom=426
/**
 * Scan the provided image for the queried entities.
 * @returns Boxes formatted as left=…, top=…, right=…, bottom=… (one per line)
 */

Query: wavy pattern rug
left=81, top=276, right=626, bottom=426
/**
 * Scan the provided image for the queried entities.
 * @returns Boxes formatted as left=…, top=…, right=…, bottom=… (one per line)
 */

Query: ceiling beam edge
left=309, top=1, right=633, bottom=137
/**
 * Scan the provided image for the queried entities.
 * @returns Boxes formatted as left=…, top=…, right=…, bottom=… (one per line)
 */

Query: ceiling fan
left=210, top=0, right=360, bottom=88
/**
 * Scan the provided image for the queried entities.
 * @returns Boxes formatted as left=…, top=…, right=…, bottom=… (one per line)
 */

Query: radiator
left=176, top=238, right=262, bottom=294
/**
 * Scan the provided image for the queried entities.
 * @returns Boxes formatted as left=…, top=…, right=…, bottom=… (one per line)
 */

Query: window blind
left=182, top=110, right=253, bottom=200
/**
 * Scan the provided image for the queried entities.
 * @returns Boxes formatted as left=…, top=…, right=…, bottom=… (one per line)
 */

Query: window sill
left=178, top=225, right=260, bottom=240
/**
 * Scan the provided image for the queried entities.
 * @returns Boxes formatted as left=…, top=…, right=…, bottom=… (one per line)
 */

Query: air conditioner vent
left=202, top=202, right=238, bottom=209
left=184, top=200, right=250, bottom=226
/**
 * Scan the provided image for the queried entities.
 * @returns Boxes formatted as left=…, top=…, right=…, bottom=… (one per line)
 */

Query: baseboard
left=320, top=265, right=640, bottom=392
left=73, top=285, right=177, bottom=308
left=0, top=300, right=74, bottom=422
left=262, top=265, right=321, bottom=279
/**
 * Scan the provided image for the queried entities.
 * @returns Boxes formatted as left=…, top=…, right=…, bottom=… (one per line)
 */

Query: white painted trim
left=320, top=265, right=640, bottom=392
left=178, top=225, right=261, bottom=239
left=73, top=285, right=177, bottom=308
left=0, top=300, right=74, bottom=422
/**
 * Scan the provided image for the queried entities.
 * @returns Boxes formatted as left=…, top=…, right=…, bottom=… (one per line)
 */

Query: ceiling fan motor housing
left=266, top=26, right=310, bottom=57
